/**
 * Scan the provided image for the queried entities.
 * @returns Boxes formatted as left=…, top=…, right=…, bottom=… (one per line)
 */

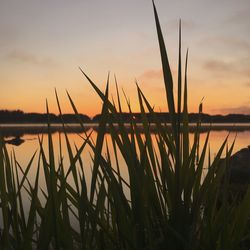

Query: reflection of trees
left=0, top=125, right=91, bottom=137
left=1, top=123, right=250, bottom=138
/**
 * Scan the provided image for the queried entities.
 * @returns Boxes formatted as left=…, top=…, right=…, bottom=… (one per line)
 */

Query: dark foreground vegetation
left=1, top=2, right=250, bottom=250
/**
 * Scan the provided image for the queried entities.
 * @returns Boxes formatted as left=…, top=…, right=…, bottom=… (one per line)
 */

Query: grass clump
left=1, top=2, right=250, bottom=249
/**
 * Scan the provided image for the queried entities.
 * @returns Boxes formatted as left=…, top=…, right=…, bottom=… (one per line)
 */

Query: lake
left=3, top=123, right=250, bottom=191
left=1, top=123, right=250, bottom=230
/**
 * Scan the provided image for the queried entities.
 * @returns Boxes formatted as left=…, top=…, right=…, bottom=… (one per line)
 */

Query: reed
left=1, top=2, right=250, bottom=249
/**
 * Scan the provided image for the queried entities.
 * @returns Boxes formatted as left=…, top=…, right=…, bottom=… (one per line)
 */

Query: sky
left=0, top=0, right=250, bottom=117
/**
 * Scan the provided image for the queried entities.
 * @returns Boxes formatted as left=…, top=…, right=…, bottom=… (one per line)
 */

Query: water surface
left=5, top=128, right=250, bottom=187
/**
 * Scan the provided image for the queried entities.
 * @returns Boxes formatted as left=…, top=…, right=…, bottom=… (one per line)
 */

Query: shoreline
left=1, top=123, right=250, bottom=137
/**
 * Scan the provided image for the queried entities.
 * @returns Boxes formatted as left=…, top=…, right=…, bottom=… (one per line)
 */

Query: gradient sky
left=0, top=0, right=249, bottom=117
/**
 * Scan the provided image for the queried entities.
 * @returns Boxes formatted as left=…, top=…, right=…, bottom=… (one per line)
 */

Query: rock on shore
left=229, top=146, right=250, bottom=184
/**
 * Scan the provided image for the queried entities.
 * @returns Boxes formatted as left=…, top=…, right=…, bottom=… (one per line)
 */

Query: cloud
left=203, top=58, right=250, bottom=77
left=138, top=68, right=177, bottom=81
left=4, top=49, right=57, bottom=67
left=245, top=82, right=250, bottom=88
left=203, top=60, right=231, bottom=72
left=214, top=106, right=250, bottom=115
left=201, top=37, right=250, bottom=52
left=240, top=57, right=250, bottom=77
left=139, top=69, right=163, bottom=80
left=221, top=38, right=250, bottom=51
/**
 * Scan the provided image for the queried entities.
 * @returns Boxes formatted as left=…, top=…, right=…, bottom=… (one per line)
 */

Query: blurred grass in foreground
left=1, top=2, right=250, bottom=249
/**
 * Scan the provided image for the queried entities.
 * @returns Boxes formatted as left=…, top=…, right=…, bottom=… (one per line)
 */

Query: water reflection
left=5, top=129, right=250, bottom=175
left=3, top=128, right=250, bottom=221
left=2, top=123, right=250, bottom=140
left=2, top=126, right=250, bottom=196
left=3, top=125, right=250, bottom=159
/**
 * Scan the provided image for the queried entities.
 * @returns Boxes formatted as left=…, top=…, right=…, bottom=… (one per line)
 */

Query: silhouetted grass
left=1, top=2, right=250, bottom=249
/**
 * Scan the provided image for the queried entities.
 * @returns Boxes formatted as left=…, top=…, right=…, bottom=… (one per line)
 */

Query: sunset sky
left=0, top=0, right=249, bottom=117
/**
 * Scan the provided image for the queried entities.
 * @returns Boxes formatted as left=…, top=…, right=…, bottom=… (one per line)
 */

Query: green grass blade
left=152, top=1, right=176, bottom=137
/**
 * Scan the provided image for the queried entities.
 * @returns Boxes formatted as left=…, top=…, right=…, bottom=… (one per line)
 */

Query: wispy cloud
left=138, top=69, right=163, bottom=80
left=203, top=57, right=250, bottom=78
left=4, top=49, right=57, bottom=67
left=138, top=68, right=178, bottom=81
left=203, top=60, right=231, bottom=72
left=220, top=37, right=250, bottom=51
left=200, top=37, right=250, bottom=52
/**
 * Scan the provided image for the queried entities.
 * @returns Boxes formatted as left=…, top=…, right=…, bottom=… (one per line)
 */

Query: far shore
left=1, top=123, right=250, bottom=137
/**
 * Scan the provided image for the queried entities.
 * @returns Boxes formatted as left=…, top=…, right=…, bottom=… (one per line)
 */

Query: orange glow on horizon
left=1, top=73, right=250, bottom=117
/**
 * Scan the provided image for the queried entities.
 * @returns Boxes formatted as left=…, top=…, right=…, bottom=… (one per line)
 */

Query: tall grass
left=1, top=2, right=250, bottom=249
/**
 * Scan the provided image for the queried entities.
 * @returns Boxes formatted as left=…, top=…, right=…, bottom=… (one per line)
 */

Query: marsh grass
left=1, top=2, right=250, bottom=249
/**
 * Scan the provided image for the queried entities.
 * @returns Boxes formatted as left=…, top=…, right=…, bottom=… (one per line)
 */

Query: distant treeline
left=92, top=112, right=250, bottom=123
left=1, top=110, right=250, bottom=124
left=0, top=110, right=91, bottom=124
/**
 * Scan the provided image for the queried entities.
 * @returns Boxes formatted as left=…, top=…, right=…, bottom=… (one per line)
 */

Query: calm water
left=2, top=127, right=250, bottom=227
left=5, top=128, right=250, bottom=188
